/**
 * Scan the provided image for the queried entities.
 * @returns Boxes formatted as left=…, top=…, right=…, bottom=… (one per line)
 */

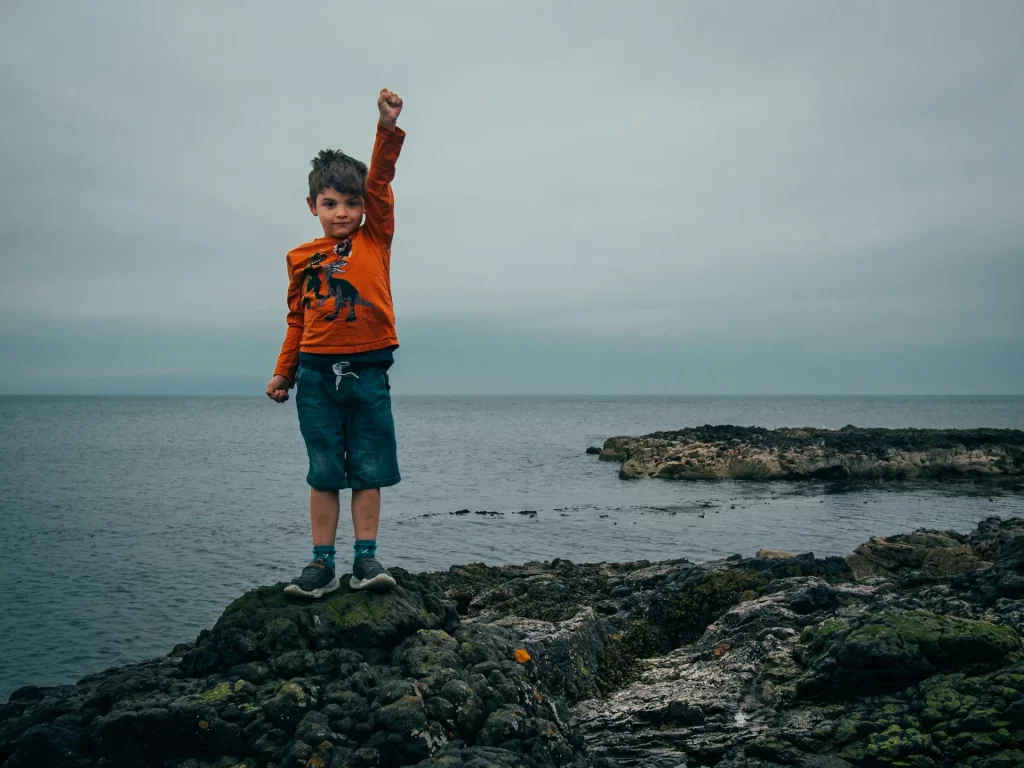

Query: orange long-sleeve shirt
left=273, top=126, right=405, bottom=384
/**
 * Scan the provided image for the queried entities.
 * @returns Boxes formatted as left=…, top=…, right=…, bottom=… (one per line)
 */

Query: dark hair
left=308, top=149, right=368, bottom=200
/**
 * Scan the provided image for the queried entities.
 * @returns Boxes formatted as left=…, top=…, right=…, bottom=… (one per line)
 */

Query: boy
left=265, top=88, right=405, bottom=599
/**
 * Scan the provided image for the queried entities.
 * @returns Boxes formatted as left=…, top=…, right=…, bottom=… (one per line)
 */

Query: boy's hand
left=377, top=88, right=403, bottom=129
left=266, top=375, right=291, bottom=403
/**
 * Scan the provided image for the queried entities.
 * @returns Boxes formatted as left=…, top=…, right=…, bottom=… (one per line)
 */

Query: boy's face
left=307, top=188, right=364, bottom=239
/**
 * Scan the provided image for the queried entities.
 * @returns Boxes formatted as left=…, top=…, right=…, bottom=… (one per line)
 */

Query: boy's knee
left=309, top=486, right=342, bottom=496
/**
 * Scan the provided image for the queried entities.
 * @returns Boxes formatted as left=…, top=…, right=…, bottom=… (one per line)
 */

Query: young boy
left=265, top=88, right=405, bottom=599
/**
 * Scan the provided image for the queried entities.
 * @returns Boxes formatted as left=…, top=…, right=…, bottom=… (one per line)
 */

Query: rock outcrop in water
left=595, top=425, right=1024, bottom=484
left=4, top=517, right=1024, bottom=767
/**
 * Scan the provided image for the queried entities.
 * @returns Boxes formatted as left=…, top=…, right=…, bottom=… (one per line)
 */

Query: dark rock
left=6, top=724, right=81, bottom=768
left=5, top=516, right=1024, bottom=767
left=425, top=695, right=455, bottom=722
left=271, top=649, right=315, bottom=679
left=7, top=686, right=47, bottom=703
left=293, top=710, right=333, bottom=745
left=352, top=746, right=381, bottom=765
left=441, top=678, right=487, bottom=734
left=280, top=737, right=314, bottom=765
left=958, top=534, right=1024, bottom=604
left=373, top=692, right=428, bottom=733
left=260, top=681, right=313, bottom=729
left=227, top=661, right=271, bottom=684
left=477, top=705, right=527, bottom=746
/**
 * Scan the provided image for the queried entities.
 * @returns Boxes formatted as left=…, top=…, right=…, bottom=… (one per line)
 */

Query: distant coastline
left=591, top=424, right=1024, bottom=485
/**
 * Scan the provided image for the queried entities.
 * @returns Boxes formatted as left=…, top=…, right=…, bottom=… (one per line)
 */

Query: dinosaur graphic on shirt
left=321, top=260, right=374, bottom=322
left=301, top=244, right=375, bottom=323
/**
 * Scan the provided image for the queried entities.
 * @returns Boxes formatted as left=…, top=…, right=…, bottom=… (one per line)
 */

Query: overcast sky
left=1, top=1, right=1021, bottom=394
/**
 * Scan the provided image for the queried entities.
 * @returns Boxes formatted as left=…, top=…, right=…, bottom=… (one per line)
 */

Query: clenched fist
left=266, top=374, right=291, bottom=403
left=377, top=88, right=403, bottom=129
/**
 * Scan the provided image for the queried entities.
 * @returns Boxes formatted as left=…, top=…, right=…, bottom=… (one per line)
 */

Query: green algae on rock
left=798, top=610, right=1021, bottom=697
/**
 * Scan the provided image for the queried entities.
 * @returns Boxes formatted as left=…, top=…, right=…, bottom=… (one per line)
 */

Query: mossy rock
left=798, top=610, right=1021, bottom=697
left=181, top=571, right=459, bottom=675
left=197, top=681, right=233, bottom=703
left=965, top=749, right=1024, bottom=767
left=860, top=723, right=939, bottom=764
left=658, top=568, right=770, bottom=646
left=829, top=664, right=1024, bottom=765
left=393, top=629, right=463, bottom=678
left=595, top=620, right=663, bottom=694
left=802, top=617, right=850, bottom=654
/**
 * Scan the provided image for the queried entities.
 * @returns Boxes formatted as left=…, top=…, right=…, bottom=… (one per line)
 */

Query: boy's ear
left=306, top=196, right=317, bottom=215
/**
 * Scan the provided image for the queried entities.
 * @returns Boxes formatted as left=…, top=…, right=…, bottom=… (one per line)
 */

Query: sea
left=1, top=394, right=1022, bottom=699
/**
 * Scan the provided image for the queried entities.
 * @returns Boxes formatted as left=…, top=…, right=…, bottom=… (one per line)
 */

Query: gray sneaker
left=284, top=559, right=340, bottom=599
left=350, top=557, right=397, bottom=591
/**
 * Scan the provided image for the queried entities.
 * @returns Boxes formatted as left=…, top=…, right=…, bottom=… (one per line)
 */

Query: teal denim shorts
left=295, top=363, right=401, bottom=491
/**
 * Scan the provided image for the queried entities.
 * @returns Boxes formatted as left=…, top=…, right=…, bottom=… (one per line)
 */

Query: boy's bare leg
left=351, top=488, right=380, bottom=540
left=310, top=489, right=341, bottom=545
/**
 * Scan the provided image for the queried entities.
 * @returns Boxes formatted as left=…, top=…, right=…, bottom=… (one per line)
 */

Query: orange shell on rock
left=514, top=648, right=532, bottom=663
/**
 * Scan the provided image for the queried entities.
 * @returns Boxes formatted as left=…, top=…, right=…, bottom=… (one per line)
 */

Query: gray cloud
left=1, top=0, right=1021, bottom=394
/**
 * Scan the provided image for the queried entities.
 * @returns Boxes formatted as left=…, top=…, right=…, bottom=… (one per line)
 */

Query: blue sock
left=312, top=545, right=336, bottom=569
left=354, top=539, right=377, bottom=561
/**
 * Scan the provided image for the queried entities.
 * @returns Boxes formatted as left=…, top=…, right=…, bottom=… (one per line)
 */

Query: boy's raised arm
left=363, top=88, right=405, bottom=247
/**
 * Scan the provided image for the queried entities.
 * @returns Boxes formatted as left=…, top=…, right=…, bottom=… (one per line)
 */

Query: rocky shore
left=4, top=516, right=1024, bottom=767
left=593, top=426, right=1024, bottom=484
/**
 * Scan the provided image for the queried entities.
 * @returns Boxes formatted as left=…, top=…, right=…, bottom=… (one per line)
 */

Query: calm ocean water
left=1, top=394, right=1023, bottom=698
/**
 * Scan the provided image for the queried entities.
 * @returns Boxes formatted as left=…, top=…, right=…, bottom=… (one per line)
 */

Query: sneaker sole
left=283, top=576, right=340, bottom=599
left=350, top=572, right=397, bottom=591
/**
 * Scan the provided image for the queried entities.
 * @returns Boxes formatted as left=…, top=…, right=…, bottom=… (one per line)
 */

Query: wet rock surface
left=4, top=517, right=1024, bottom=767
left=595, top=425, right=1024, bottom=484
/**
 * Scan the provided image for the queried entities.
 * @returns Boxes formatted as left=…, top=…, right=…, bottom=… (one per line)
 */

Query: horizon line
left=2, top=393, right=1023, bottom=399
